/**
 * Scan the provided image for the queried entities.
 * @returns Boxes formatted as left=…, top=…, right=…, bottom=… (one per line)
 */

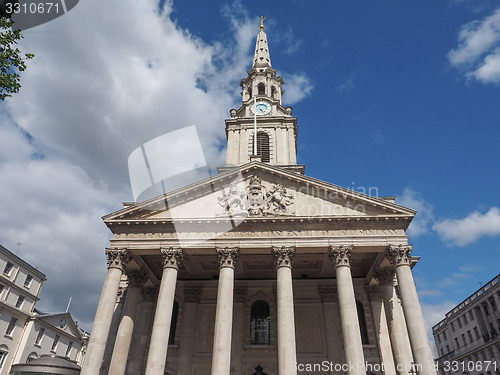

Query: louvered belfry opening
left=256, top=131, right=270, bottom=162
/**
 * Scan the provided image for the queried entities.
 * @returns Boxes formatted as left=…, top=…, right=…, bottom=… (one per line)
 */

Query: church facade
left=81, top=22, right=436, bottom=375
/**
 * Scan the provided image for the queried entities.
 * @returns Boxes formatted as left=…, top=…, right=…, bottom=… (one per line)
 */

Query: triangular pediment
left=36, top=312, right=82, bottom=340
left=104, top=162, right=415, bottom=228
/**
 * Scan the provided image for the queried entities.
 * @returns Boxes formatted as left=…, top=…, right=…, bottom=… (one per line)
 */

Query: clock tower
left=224, top=18, right=305, bottom=174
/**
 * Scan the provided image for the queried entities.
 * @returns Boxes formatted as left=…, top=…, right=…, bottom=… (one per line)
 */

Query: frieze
left=112, top=228, right=404, bottom=240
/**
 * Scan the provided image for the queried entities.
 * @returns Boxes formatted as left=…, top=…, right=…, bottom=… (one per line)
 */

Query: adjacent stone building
left=433, top=274, right=500, bottom=375
left=0, top=244, right=88, bottom=374
left=82, top=21, right=436, bottom=375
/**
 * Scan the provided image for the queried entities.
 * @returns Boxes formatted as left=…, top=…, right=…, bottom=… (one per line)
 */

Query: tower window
left=258, top=83, right=265, bottom=96
left=271, top=86, right=276, bottom=98
left=356, top=300, right=369, bottom=345
left=168, top=300, right=179, bottom=345
left=251, top=300, right=270, bottom=345
left=254, top=132, right=270, bottom=162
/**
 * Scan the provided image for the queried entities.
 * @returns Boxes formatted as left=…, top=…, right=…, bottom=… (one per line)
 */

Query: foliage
left=0, top=16, right=34, bottom=100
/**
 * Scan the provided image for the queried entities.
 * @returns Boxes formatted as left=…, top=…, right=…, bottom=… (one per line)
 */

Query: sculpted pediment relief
left=103, top=162, right=415, bottom=224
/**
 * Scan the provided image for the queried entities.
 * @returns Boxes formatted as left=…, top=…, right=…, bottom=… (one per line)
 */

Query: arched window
left=27, top=352, right=38, bottom=363
left=248, top=86, right=252, bottom=98
left=250, top=300, right=270, bottom=345
left=0, top=345, right=8, bottom=369
left=356, top=300, right=369, bottom=345
left=271, top=86, right=277, bottom=98
left=169, top=301, right=179, bottom=345
left=256, top=132, right=270, bottom=162
left=258, top=83, right=265, bottom=96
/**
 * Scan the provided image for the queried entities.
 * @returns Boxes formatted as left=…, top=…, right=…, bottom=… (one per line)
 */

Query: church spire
left=253, top=16, right=271, bottom=68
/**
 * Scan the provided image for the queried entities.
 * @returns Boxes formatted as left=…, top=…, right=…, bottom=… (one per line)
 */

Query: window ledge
left=244, top=344, right=275, bottom=349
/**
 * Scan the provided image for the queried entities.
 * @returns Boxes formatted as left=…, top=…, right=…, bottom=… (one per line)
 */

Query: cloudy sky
left=1, top=0, right=499, bottom=341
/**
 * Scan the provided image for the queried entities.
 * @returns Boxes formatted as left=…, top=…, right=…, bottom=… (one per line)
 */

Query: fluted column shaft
left=330, top=245, right=365, bottom=375
left=144, top=248, right=183, bottom=375
left=211, top=247, right=239, bottom=375
left=273, top=246, right=297, bottom=375
left=375, top=269, right=413, bottom=375
left=108, top=270, right=146, bottom=375
left=386, top=245, right=436, bottom=375
left=81, top=249, right=130, bottom=375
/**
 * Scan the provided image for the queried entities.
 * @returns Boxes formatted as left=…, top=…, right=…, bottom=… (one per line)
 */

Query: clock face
left=60, top=317, right=67, bottom=329
left=250, top=101, right=271, bottom=116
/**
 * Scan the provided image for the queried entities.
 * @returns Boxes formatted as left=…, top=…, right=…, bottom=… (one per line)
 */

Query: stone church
left=81, top=21, right=436, bottom=375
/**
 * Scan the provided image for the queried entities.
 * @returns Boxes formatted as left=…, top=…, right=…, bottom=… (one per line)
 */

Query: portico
left=82, top=21, right=436, bottom=375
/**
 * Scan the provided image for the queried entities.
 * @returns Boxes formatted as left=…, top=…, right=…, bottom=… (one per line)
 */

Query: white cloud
left=448, top=8, right=500, bottom=84
left=282, top=72, right=314, bottom=105
left=396, top=188, right=434, bottom=237
left=433, top=207, right=500, bottom=246
left=0, top=0, right=311, bottom=332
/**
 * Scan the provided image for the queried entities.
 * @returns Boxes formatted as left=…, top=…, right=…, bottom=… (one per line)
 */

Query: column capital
left=386, top=244, right=413, bottom=267
left=318, top=285, right=338, bottom=302
left=105, top=249, right=130, bottom=271
left=367, top=285, right=383, bottom=300
left=160, top=247, right=183, bottom=270
left=374, top=268, right=395, bottom=286
left=272, top=246, right=295, bottom=268
left=127, top=269, right=148, bottom=287
left=216, top=247, right=239, bottom=269
left=184, top=286, right=202, bottom=303
left=329, top=245, right=353, bottom=268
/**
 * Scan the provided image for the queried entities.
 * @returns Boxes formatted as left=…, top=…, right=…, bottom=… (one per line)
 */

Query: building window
left=458, top=319, right=462, bottom=328
left=356, top=300, right=369, bottom=345
left=470, top=311, right=474, bottom=320
left=65, top=341, right=73, bottom=357
left=455, top=337, right=459, bottom=349
left=468, top=330, right=473, bottom=342
left=15, top=295, right=25, bottom=308
left=0, top=350, right=7, bottom=369
left=258, top=83, right=265, bottom=96
left=271, top=86, right=277, bottom=98
left=463, top=314, right=468, bottom=325
left=250, top=300, right=270, bottom=345
left=437, top=335, right=441, bottom=344
left=443, top=331, right=447, bottom=340
left=35, top=328, right=45, bottom=345
left=446, top=345, right=450, bottom=353
left=256, top=131, right=270, bottom=162
left=451, top=322, right=455, bottom=332
left=168, top=301, right=179, bottom=345
left=6, top=317, right=17, bottom=336
left=24, top=275, right=33, bottom=288
left=51, top=335, right=59, bottom=351
left=462, top=333, right=466, bottom=345
left=0, top=284, right=4, bottom=296
left=3, top=262, right=13, bottom=276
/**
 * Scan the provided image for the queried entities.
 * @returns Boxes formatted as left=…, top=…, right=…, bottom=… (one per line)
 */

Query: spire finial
left=260, top=16, right=266, bottom=31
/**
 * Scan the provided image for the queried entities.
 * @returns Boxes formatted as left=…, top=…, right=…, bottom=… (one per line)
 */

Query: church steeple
left=253, top=16, right=272, bottom=68
left=223, top=19, right=305, bottom=174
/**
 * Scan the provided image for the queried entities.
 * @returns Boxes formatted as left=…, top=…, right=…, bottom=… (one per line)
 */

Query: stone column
left=177, top=286, right=202, bottom=375
left=386, top=245, right=436, bottom=375
left=211, top=247, right=239, bottom=375
left=329, top=245, right=365, bottom=375
left=319, top=286, right=344, bottom=375
left=231, top=287, right=247, bottom=375
left=273, top=246, right=298, bottom=375
left=367, top=286, right=397, bottom=375
left=144, top=247, right=183, bottom=375
left=374, top=268, right=413, bottom=375
left=81, top=249, right=130, bottom=375
left=108, top=270, right=147, bottom=375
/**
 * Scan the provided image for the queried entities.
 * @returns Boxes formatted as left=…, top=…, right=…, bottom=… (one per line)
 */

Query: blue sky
left=0, top=0, right=499, bottom=337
